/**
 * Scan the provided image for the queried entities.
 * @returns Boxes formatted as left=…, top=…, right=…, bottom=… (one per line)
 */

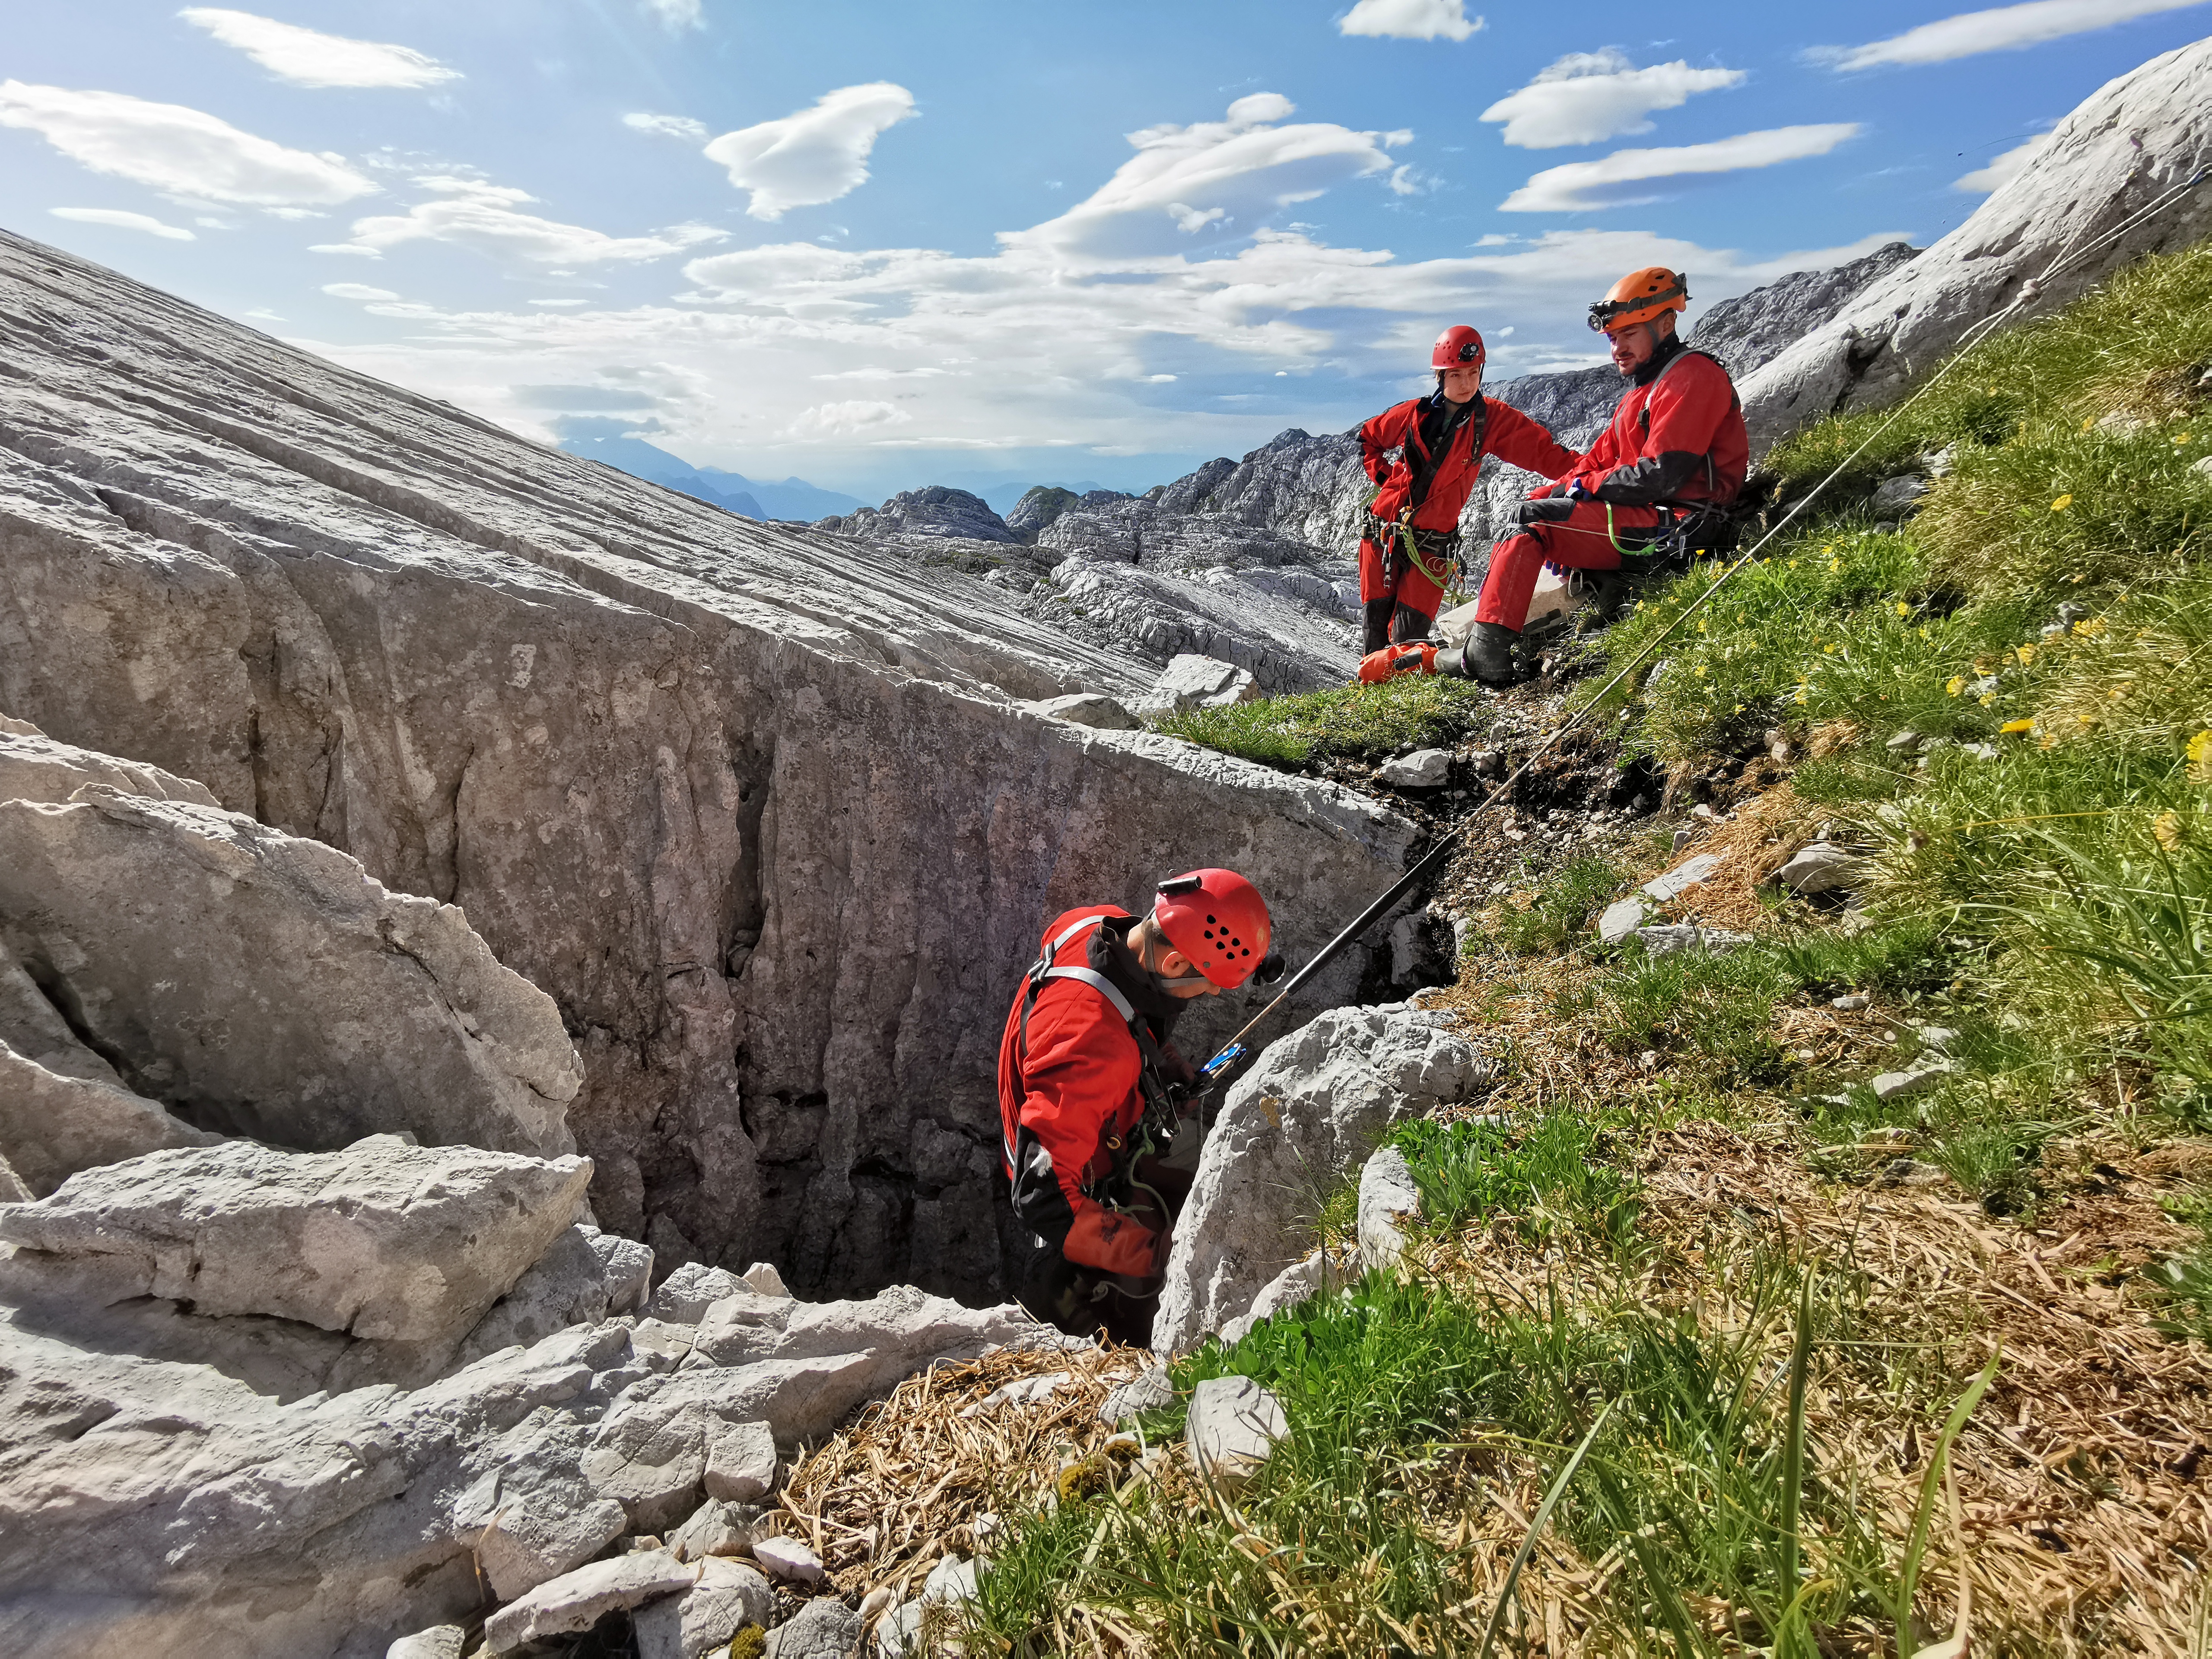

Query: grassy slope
left=820, top=244, right=2212, bottom=1659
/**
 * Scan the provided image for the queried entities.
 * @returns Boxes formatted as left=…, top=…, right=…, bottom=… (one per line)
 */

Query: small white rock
left=1596, top=897, right=1646, bottom=944
left=1186, top=1375, right=1288, bottom=1490
left=750, top=1534, right=826, bottom=1586
left=704, top=1418, right=779, bottom=1503
left=1642, top=853, right=1722, bottom=902
left=1356, top=1145, right=1421, bottom=1273
left=387, top=1627, right=466, bottom=1659
left=1832, top=993, right=1870, bottom=1011
left=739, top=1260, right=791, bottom=1298
left=1376, top=748, right=1450, bottom=788
left=960, top=1372, right=1071, bottom=1416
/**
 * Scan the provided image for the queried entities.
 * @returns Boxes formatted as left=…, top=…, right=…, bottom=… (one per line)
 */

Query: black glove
left=1514, top=496, right=1578, bottom=528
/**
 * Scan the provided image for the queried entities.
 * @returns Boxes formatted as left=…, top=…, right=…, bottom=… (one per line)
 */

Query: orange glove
left=1063, top=1207, right=1162, bottom=1278
left=1357, top=642, right=1437, bottom=685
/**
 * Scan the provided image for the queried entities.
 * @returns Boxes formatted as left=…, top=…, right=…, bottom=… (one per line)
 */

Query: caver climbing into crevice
left=1360, top=268, right=1751, bottom=688
left=998, top=868, right=1279, bottom=1346
left=1354, top=324, right=1582, bottom=653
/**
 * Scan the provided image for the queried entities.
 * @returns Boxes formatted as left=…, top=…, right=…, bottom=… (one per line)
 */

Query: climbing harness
left=1002, top=914, right=1186, bottom=1268
left=1202, top=162, right=2212, bottom=1077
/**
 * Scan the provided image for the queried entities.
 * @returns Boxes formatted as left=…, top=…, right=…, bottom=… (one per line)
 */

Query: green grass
left=966, top=1247, right=1986, bottom=1657
left=1154, top=674, right=1494, bottom=767
left=1483, top=853, right=1627, bottom=955
left=1387, top=1112, right=1640, bottom=1250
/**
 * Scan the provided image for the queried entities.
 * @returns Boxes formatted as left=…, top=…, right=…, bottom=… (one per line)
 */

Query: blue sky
left=4, top=0, right=2208, bottom=502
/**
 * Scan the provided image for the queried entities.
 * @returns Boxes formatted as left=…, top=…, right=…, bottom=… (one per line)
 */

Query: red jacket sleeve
left=1592, top=355, right=1736, bottom=506
left=1359, top=401, right=1415, bottom=485
left=1479, top=399, right=1580, bottom=481
left=1008, top=980, right=1139, bottom=1246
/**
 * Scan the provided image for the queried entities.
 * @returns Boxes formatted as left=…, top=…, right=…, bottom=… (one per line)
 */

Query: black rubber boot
left=1461, top=620, right=1523, bottom=685
left=1390, top=603, right=1434, bottom=644
left=1362, top=598, right=1395, bottom=654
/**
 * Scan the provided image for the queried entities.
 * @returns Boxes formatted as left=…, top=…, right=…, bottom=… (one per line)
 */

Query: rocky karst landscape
left=2, top=28, right=2209, bottom=1659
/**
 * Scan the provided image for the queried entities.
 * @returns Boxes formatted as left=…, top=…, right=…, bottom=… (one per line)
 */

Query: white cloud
left=1480, top=51, right=1745, bottom=148
left=1811, top=0, right=2209, bottom=70
left=293, top=88, right=1914, bottom=481
left=789, top=400, right=911, bottom=439
left=0, top=81, right=377, bottom=207
left=529, top=297, right=590, bottom=307
left=322, top=281, right=399, bottom=301
left=49, top=206, right=195, bottom=239
left=1500, top=123, right=1861, bottom=211
left=1954, top=133, right=2048, bottom=193
left=319, top=176, right=725, bottom=264
left=1338, top=0, right=1483, bottom=41
left=704, top=83, right=917, bottom=221
left=640, top=0, right=702, bottom=30
left=179, top=9, right=461, bottom=89
left=1001, top=93, right=1408, bottom=259
left=623, top=112, right=709, bottom=143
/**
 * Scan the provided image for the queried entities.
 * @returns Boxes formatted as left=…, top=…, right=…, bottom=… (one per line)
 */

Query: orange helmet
left=1588, top=267, right=1688, bottom=334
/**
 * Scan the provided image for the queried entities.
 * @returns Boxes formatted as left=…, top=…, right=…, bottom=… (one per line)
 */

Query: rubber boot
left=1390, top=603, right=1434, bottom=645
left=1460, top=620, right=1522, bottom=686
left=1362, top=598, right=1395, bottom=654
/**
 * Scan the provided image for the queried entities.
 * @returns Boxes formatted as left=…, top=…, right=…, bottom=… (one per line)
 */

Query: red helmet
left=1431, top=324, right=1485, bottom=372
left=1152, top=869, right=1271, bottom=989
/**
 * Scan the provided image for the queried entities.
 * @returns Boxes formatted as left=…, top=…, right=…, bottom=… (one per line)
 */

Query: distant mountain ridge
left=555, top=432, right=866, bottom=521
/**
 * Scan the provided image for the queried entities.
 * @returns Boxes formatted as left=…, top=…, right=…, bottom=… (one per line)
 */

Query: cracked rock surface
left=0, top=231, right=1411, bottom=1300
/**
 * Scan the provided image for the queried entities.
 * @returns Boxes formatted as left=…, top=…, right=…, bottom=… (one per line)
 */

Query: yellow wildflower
left=1794, top=685, right=1810, bottom=705
left=2080, top=416, right=2095, bottom=432
left=2109, top=687, right=2126, bottom=699
left=1894, top=601, right=1910, bottom=617
left=1823, top=642, right=1840, bottom=655
left=2014, top=643, right=2035, bottom=666
left=2071, top=617, right=2105, bottom=637
left=1788, top=558, right=1799, bottom=569
left=1945, top=676, right=1965, bottom=696
left=2075, top=712, right=2095, bottom=726
left=2000, top=719, right=2034, bottom=735
left=2155, top=810, right=2185, bottom=852
left=2188, top=729, right=2212, bottom=784
left=2176, top=433, right=2194, bottom=445
left=2050, top=494, right=2072, bottom=512
left=1693, top=664, right=1708, bottom=678
left=1979, top=693, right=1997, bottom=707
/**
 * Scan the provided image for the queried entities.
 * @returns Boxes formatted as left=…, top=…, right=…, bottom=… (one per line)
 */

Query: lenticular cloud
left=704, top=84, right=918, bottom=222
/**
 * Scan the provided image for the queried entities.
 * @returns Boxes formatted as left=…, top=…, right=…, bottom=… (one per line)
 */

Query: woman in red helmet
left=1354, top=324, right=1581, bottom=654
left=998, top=868, right=1271, bottom=1343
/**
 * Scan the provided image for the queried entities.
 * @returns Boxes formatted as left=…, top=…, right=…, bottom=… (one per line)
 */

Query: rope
left=1204, top=162, right=2212, bottom=1070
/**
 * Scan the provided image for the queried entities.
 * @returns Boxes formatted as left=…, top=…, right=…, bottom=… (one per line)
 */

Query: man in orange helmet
left=998, top=868, right=1276, bottom=1342
left=1439, top=267, right=1748, bottom=684
left=1353, top=324, right=1580, bottom=655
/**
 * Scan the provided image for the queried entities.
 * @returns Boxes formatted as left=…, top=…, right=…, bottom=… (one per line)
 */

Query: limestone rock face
left=1154, top=1003, right=1496, bottom=1352
left=0, top=1135, right=592, bottom=1343
left=816, top=486, right=1019, bottom=544
left=0, top=230, right=1412, bottom=1300
left=0, top=1263, right=1058, bottom=1656
left=1005, top=485, right=1133, bottom=543
left=0, top=715, right=221, bottom=807
left=0, top=784, right=582, bottom=1158
left=1030, top=504, right=1362, bottom=690
left=0, top=931, right=219, bottom=1197
left=1740, top=40, right=2212, bottom=446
